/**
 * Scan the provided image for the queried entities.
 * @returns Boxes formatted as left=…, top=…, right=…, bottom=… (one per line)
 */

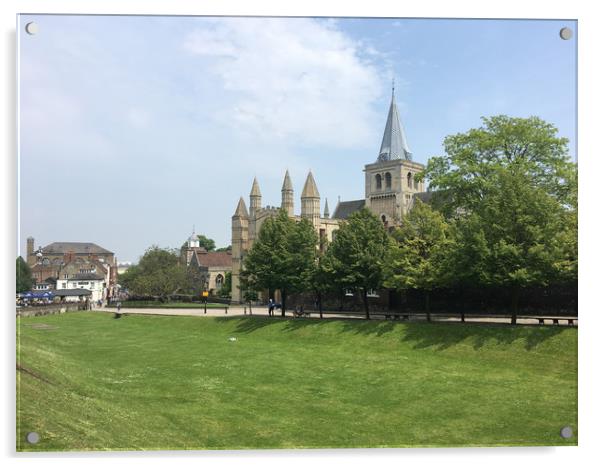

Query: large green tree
left=119, top=246, right=187, bottom=299
left=16, top=256, right=34, bottom=293
left=240, top=209, right=318, bottom=315
left=385, top=199, right=451, bottom=321
left=322, top=209, right=391, bottom=319
left=196, top=235, right=216, bottom=252
left=422, top=115, right=577, bottom=322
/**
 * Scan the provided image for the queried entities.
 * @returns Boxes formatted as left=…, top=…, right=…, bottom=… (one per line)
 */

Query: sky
left=18, top=15, right=577, bottom=263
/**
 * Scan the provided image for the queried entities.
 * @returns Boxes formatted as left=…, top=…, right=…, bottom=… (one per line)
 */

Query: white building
left=56, top=273, right=106, bottom=302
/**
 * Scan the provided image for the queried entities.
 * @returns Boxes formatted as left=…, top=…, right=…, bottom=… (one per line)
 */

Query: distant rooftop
left=41, top=242, right=114, bottom=255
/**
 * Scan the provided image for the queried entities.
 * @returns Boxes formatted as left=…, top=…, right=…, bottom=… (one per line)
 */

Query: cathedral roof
left=281, top=170, right=293, bottom=191
left=250, top=177, right=261, bottom=197
left=332, top=199, right=365, bottom=219
left=40, top=242, right=113, bottom=255
left=233, top=197, right=249, bottom=218
left=301, top=171, right=320, bottom=198
left=377, top=86, right=412, bottom=163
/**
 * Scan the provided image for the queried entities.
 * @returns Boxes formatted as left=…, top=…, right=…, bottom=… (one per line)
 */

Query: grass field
left=17, top=312, right=577, bottom=451
left=106, top=301, right=227, bottom=309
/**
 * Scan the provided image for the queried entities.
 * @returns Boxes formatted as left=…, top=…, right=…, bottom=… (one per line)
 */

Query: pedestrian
left=115, top=301, right=122, bottom=319
left=268, top=298, right=274, bottom=317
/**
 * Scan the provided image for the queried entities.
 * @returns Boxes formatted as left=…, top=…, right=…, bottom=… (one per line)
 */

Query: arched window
left=381, top=214, right=388, bottom=228
left=385, top=172, right=392, bottom=189
left=215, top=274, right=224, bottom=289
left=375, top=174, right=382, bottom=190
left=407, top=172, right=412, bottom=187
left=414, top=177, right=419, bottom=190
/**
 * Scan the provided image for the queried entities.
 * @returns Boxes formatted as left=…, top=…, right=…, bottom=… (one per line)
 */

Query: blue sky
left=18, top=15, right=577, bottom=263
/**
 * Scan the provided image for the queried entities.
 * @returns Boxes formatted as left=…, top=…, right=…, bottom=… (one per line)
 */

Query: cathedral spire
left=301, top=171, right=320, bottom=199
left=324, top=198, right=330, bottom=218
left=281, top=170, right=294, bottom=217
left=250, top=177, right=261, bottom=197
left=233, top=197, right=249, bottom=218
left=377, top=82, right=412, bottom=162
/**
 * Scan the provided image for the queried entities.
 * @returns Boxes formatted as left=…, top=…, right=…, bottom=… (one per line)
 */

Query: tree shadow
left=215, top=316, right=575, bottom=351
left=398, top=321, right=571, bottom=352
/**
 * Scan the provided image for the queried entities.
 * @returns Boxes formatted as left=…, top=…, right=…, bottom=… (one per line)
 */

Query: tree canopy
left=119, top=246, right=187, bottom=299
left=240, top=209, right=318, bottom=314
left=385, top=200, right=451, bottom=320
left=16, top=257, right=34, bottom=293
left=321, top=209, right=391, bottom=319
left=422, top=115, right=577, bottom=322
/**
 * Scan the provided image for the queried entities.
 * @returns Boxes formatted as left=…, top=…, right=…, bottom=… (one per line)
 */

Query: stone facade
left=230, top=87, right=427, bottom=303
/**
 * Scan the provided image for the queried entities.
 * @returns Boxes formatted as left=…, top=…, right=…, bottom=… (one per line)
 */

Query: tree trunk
left=363, top=289, right=370, bottom=320
left=318, top=292, right=323, bottom=319
left=281, top=290, right=286, bottom=317
left=511, top=287, right=519, bottom=325
left=425, top=291, right=431, bottom=322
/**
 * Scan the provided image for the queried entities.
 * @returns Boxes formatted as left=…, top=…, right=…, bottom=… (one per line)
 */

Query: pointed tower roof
left=301, top=171, right=320, bottom=198
left=324, top=198, right=330, bottom=218
left=250, top=177, right=261, bottom=197
left=281, top=170, right=293, bottom=191
left=377, top=82, right=412, bottom=162
left=233, top=197, right=249, bottom=218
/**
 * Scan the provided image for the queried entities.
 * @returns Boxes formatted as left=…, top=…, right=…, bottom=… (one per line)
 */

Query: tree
left=197, top=235, right=216, bottom=252
left=385, top=200, right=451, bottom=321
left=218, top=272, right=232, bottom=298
left=216, top=245, right=232, bottom=253
left=121, top=246, right=187, bottom=299
left=322, top=209, right=391, bottom=319
left=422, top=115, right=578, bottom=323
left=241, top=209, right=318, bottom=315
left=16, top=257, right=34, bottom=293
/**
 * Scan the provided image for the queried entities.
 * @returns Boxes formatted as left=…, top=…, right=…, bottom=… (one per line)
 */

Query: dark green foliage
left=321, top=209, right=391, bottom=319
left=217, top=272, right=232, bottom=298
left=386, top=200, right=451, bottom=319
left=16, top=256, right=34, bottom=293
left=196, top=234, right=216, bottom=252
left=241, top=209, right=318, bottom=313
left=422, top=115, right=577, bottom=322
left=119, top=246, right=187, bottom=298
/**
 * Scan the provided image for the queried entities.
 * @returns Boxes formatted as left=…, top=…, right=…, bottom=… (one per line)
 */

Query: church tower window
left=375, top=174, right=382, bottom=190
left=385, top=172, right=392, bottom=189
left=407, top=172, right=412, bottom=187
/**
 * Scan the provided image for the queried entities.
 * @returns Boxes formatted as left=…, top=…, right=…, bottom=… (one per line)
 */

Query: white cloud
left=183, top=18, right=385, bottom=150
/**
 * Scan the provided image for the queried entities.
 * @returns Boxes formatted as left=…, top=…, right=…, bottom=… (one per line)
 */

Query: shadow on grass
left=216, top=315, right=574, bottom=351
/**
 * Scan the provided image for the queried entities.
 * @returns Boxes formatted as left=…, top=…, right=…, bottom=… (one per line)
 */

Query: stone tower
left=281, top=170, right=294, bottom=217
left=301, top=171, right=321, bottom=229
left=364, top=84, right=424, bottom=226
left=249, top=177, right=262, bottom=218
left=26, top=237, right=35, bottom=265
left=231, top=197, right=249, bottom=303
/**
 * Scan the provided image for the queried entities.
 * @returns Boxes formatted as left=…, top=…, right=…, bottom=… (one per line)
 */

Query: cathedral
left=231, top=87, right=427, bottom=303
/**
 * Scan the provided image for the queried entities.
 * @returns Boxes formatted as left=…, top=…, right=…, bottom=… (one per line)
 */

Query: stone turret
left=231, top=197, right=249, bottom=303
left=323, top=198, right=330, bottom=219
left=281, top=170, right=294, bottom=217
left=301, top=171, right=321, bottom=229
left=249, top=177, right=262, bottom=218
left=26, top=237, right=35, bottom=265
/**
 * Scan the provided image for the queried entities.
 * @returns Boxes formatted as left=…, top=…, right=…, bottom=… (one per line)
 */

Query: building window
left=62, top=283, right=66, bottom=289
left=407, top=172, right=412, bottom=187
left=385, top=172, right=392, bottom=189
left=216, top=274, right=224, bottom=289
left=375, top=174, right=382, bottom=190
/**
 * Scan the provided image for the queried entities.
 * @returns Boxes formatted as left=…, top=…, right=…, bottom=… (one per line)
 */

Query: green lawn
left=17, top=312, right=577, bottom=451
left=107, top=301, right=227, bottom=309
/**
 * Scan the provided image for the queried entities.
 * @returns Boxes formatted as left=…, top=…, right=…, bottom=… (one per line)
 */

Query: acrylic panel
left=16, top=14, right=577, bottom=451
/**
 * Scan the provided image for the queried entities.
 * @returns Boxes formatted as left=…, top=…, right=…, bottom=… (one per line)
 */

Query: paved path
left=96, top=307, right=576, bottom=326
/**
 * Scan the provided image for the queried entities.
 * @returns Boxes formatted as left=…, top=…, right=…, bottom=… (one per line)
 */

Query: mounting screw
left=559, top=27, right=573, bottom=40
left=26, top=432, right=40, bottom=444
left=560, top=426, right=573, bottom=438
